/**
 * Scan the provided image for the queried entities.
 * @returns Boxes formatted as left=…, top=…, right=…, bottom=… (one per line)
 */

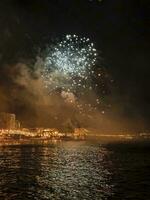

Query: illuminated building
left=15, top=120, right=21, bottom=129
left=0, top=112, right=16, bottom=129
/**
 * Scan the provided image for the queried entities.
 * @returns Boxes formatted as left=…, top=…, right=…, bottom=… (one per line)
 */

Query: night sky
left=0, top=0, right=149, bottom=129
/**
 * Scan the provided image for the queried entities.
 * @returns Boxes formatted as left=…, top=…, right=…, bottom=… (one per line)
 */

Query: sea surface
left=0, top=139, right=150, bottom=200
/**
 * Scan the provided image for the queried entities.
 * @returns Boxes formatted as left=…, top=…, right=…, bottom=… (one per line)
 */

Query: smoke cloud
left=0, top=58, right=148, bottom=132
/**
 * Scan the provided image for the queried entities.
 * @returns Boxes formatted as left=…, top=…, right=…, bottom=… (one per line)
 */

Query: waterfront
left=0, top=139, right=150, bottom=200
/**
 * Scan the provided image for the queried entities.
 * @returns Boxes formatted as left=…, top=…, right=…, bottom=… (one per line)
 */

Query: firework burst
left=39, top=34, right=108, bottom=114
left=41, top=34, right=97, bottom=94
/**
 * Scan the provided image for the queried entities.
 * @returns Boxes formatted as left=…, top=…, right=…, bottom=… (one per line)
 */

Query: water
left=0, top=140, right=150, bottom=200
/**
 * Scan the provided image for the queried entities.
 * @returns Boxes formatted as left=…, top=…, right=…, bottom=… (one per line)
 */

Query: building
left=39, top=128, right=59, bottom=138
left=0, top=112, right=16, bottom=129
left=15, top=120, right=21, bottom=129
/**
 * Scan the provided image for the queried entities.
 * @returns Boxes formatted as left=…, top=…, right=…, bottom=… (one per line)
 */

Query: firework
left=41, top=34, right=97, bottom=93
left=39, top=34, right=106, bottom=114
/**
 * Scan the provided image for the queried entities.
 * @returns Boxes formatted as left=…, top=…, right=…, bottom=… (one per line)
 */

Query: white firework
left=41, top=34, right=97, bottom=93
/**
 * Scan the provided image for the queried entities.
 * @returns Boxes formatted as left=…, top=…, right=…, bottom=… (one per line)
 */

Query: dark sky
left=0, top=0, right=149, bottom=126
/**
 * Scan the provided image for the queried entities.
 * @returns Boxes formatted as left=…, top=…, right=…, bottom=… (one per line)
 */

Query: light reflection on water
left=0, top=141, right=114, bottom=200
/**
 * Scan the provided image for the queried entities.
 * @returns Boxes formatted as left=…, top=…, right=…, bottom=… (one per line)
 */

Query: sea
left=0, top=138, right=150, bottom=200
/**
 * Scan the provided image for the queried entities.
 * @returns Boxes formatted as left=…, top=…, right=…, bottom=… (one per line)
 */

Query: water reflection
left=0, top=141, right=113, bottom=200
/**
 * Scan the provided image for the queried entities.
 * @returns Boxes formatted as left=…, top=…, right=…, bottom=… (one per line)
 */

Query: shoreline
left=0, top=134, right=150, bottom=146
